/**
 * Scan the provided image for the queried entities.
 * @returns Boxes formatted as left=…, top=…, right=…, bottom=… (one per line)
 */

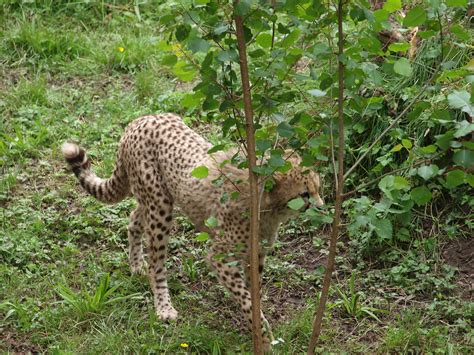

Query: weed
left=335, top=272, right=386, bottom=322
left=56, top=273, right=142, bottom=318
left=182, top=256, right=201, bottom=283
left=0, top=300, right=32, bottom=331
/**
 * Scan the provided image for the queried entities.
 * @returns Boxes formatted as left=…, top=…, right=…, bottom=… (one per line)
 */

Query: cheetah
left=62, top=113, right=323, bottom=348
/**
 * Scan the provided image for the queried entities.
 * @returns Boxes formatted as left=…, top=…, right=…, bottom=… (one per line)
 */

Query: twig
left=342, top=155, right=441, bottom=199
left=329, top=119, right=338, bottom=188
left=234, top=7, right=264, bottom=354
left=307, top=0, right=345, bottom=352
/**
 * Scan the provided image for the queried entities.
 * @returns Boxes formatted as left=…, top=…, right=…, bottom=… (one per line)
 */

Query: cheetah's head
left=265, top=154, right=324, bottom=221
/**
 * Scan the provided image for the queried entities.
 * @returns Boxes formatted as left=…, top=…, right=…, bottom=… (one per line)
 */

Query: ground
left=1, top=5, right=472, bottom=354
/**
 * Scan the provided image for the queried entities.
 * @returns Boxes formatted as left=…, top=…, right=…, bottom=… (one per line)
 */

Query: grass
left=1, top=3, right=472, bottom=354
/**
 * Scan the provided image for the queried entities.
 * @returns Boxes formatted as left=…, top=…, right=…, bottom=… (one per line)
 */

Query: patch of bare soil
left=442, top=238, right=473, bottom=300
left=265, top=232, right=329, bottom=323
left=1, top=330, right=41, bottom=354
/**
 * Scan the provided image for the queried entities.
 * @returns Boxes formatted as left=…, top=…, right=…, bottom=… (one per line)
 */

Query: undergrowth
left=1, top=2, right=472, bottom=354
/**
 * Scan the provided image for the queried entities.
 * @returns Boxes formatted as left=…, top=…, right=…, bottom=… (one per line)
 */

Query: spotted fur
left=62, top=113, right=323, bottom=348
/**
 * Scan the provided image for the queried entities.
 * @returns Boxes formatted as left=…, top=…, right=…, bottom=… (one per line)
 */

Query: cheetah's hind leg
left=128, top=205, right=147, bottom=275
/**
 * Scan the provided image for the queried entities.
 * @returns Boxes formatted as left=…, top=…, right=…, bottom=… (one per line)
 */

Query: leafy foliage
left=0, top=1, right=472, bottom=353
left=151, top=0, right=472, bottom=250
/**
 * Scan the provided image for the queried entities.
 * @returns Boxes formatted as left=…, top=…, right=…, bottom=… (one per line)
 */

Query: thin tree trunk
left=307, top=1, right=345, bottom=353
left=234, top=9, right=264, bottom=355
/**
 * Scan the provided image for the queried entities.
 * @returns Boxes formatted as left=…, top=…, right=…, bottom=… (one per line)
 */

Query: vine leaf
left=394, top=58, right=413, bottom=77
left=403, top=7, right=427, bottom=27
left=448, top=90, right=474, bottom=116
left=288, top=198, right=305, bottom=210
left=411, top=186, right=432, bottom=205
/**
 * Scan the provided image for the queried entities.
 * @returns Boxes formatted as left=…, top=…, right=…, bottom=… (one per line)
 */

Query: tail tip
left=62, top=142, right=80, bottom=159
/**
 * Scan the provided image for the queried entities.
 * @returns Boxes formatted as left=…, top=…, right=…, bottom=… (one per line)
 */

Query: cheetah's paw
left=157, top=306, right=178, bottom=321
left=130, top=259, right=148, bottom=275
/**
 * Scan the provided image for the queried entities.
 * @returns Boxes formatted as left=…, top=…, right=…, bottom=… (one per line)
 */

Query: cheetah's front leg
left=208, top=246, right=272, bottom=352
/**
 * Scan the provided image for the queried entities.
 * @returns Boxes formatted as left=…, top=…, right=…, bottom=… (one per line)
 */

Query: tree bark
left=307, top=0, right=345, bottom=353
left=234, top=9, right=264, bottom=355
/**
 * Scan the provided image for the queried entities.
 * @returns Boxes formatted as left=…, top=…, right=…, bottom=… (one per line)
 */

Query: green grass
left=1, top=3, right=472, bottom=354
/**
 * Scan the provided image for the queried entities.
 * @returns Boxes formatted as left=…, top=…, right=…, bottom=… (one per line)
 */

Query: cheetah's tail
left=62, top=142, right=130, bottom=204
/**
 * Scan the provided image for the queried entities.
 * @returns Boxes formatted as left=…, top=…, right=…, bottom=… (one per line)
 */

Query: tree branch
left=307, top=0, right=345, bottom=352
left=342, top=154, right=441, bottom=199
left=234, top=7, right=264, bottom=355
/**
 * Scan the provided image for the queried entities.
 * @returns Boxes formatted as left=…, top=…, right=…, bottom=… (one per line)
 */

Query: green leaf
left=394, top=58, right=413, bottom=77
left=191, top=165, right=209, bottom=178
left=402, top=139, right=412, bottom=149
left=454, top=120, right=474, bottom=138
left=205, top=216, right=218, bottom=228
left=446, top=0, right=467, bottom=6
left=172, top=61, right=198, bottom=82
left=391, top=144, right=403, bottom=152
left=373, top=9, right=389, bottom=22
left=411, top=186, right=432, bottom=205
left=388, top=42, right=411, bottom=52
left=256, top=139, right=272, bottom=152
left=216, top=50, right=238, bottom=62
left=207, top=144, right=226, bottom=154
left=195, top=232, right=209, bottom=242
left=277, top=122, right=294, bottom=137
left=465, top=58, right=474, bottom=72
left=419, top=145, right=437, bottom=155
left=288, top=197, right=305, bottom=210
left=175, top=24, right=191, bottom=42
left=448, top=90, right=474, bottom=116
left=379, top=176, right=394, bottom=196
left=161, top=54, right=177, bottom=66
left=187, top=37, right=210, bottom=53
left=249, top=49, right=266, bottom=58
left=269, top=154, right=285, bottom=168
left=373, top=219, right=392, bottom=240
left=213, top=23, right=229, bottom=35
left=403, top=7, right=427, bottom=27
left=383, top=0, right=402, bottom=12
left=393, top=176, right=410, bottom=190
left=234, top=0, right=251, bottom=16
left=417, top=165, right=439, bottom=180
left=453, top=150, right=474, bottom=168
left=281, top=29, right=301, bottom=48
left=466, top=174, right=474, bottom=187
left=195, top=0, right=210, bottom=4
left=418, top=30, right=436, bottom=39
left=182, top=92, right=203, bottom=108
left=256, top=33, right=272, bottom=48
left=451, top=24, right=470, bottom=41
left=379, top=175, right=409, bottom=198
left=446, top=170, right=465, bottom=188
left=435, top=131, right=455, bottom=150
left=253, top=165, right=273, bottom=175
left=307, top=89, right=326, bottom=97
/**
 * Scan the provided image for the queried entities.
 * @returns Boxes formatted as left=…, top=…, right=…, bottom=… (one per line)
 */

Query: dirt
left=442, top=237, right=474, bottom=300
left=264, top=231, right=329, bottom=323
left=1, top=330, right=42, bottom=354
